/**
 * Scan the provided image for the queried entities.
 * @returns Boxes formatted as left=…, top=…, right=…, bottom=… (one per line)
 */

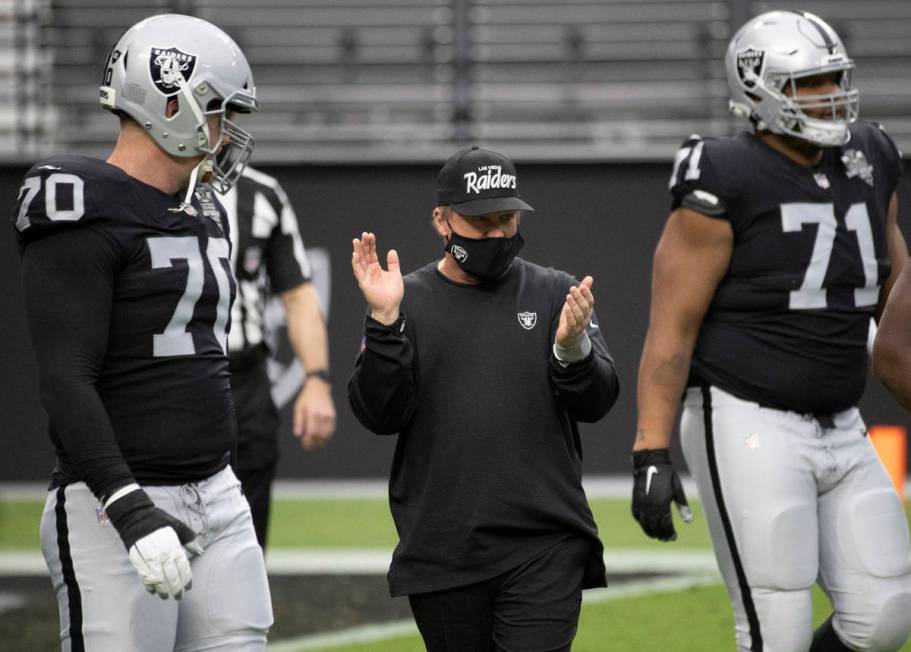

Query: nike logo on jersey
left=589, top=319, right=599, bottom=329
left=645, top=465, right=659, bottom=495
left=37, top=165, right=61, bottom=171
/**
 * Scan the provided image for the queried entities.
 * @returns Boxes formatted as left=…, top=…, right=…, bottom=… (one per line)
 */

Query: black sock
left=810, top=615, right=852, bottom=651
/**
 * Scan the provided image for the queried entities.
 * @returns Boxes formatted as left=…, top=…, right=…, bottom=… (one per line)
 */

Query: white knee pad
left=742, top=503, right=818, bottom=590
left=835, top=489, right=911, bottom=651
left=838, top=589, right=911, bottom=652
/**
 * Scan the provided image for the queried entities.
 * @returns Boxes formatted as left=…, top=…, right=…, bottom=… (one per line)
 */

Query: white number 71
left=781, top=202, right=879, bottom=310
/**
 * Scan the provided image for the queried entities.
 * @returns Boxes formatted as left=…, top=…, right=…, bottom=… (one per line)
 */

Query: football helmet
left=726, top=10, right=858, bottom=147
left=100, top=14, right=258, bottom=192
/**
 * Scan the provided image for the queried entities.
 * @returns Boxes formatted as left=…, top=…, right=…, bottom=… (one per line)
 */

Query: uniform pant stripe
left=701, top=386, right=763, bottom=651
left=55, top=487, right=85, bottom=652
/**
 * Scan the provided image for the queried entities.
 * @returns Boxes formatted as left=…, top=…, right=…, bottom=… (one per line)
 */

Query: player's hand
left=105, top=487, right=203, bottom=600
left=555, top=276, right=595, bottom=347
left=631, top=448, right=694, bottom=541
left=293, top=376, right=336, bottom=450
left=352, top=232, right=404, bottom=325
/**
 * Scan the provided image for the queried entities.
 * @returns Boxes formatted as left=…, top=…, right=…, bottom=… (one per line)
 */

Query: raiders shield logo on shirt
left=150, top=46, right=197, bottom=96
left=517, top=311, right=537, bottom=330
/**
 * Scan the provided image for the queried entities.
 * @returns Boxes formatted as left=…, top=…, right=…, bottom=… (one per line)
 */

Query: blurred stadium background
left=1, top=0, right=910, bottom=650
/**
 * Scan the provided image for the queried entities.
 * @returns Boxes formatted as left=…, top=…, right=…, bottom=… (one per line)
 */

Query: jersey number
left=147, top=236, right=232, bottom=357
left=781, top=202, right=879, bottom=310
left=15, top=174, right=86, bottom=231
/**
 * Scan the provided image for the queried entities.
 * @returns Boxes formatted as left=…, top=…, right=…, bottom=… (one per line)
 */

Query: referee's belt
left=228, top=343, right=269, bottom=372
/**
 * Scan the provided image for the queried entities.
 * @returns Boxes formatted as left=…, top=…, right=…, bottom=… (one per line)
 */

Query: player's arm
left=873, top=191, right=911, bottom=410
left=549, top=277, right=620, bottom=423
left=347, top=232, right=417, bottom=435
left=635, top=207, right=733, bottom=451
left=280, top=282, right=336, bottom=449
left=876, top=192, right=908, bottom=322
left=21, top=227, right=199, bottom=598
left=631, top=207, right=731, bottom=541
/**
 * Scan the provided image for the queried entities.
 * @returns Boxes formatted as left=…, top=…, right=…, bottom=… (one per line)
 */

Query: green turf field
left=2, top=496, right=910, bottom=651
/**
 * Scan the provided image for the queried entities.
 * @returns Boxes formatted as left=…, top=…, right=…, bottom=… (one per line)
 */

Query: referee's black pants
left=408, top=536, right=591, bottom=652
left=229, top=345, right=280, bottom=549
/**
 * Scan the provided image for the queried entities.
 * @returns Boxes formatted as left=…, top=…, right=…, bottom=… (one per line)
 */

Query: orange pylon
left=869, top=425, right=907, bottom=500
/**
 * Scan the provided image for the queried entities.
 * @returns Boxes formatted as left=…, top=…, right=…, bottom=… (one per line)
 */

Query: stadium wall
left=2, top=161, right=909, bottom=481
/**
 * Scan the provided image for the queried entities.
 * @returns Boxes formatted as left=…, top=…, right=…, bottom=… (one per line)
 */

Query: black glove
left=105, top=488, right=197, bottom=550
left=631, top=448, right=693, bottom=541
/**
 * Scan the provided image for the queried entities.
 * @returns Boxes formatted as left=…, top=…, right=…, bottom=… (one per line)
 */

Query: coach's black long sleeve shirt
left=348, top=257, right=619, bottom=596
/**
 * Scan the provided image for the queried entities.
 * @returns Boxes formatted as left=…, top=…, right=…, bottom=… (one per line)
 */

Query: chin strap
left=168, top=160, right=205, bottom=213
left=167, top=76, right=213, bottom=214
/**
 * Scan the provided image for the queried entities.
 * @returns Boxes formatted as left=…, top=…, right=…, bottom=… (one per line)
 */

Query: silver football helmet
left=726, top=10, right=858, bottom=147
left=100, top=14, right=259, bottom=192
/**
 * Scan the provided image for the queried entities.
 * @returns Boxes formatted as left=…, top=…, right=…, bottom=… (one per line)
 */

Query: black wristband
left=305, top=368, right=332, bottom=384
left=632, top=448, right=672, bottom=469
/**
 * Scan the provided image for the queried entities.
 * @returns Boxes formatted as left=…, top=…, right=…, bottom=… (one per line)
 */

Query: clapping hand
left=555, top=276, right=595, bottom=347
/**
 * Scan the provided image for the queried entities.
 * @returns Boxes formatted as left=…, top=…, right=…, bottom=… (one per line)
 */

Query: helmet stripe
left=788, top=10, right=837, bottom=54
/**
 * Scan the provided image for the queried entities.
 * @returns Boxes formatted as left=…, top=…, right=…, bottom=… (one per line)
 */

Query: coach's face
left=434, top=209, right=519, bottom=240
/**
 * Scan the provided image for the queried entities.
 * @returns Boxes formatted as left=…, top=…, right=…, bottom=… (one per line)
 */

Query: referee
left=219, top=166, right=336, bottom=548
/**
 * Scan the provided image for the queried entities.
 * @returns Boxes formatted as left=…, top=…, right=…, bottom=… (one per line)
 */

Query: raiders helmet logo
left=736, top=47, right=765, bottom=88
left=150, top=47, right=197, bottom=96
left=451, top=245, right=468, bottom=262
left=517, top=311, right=537, bottom=330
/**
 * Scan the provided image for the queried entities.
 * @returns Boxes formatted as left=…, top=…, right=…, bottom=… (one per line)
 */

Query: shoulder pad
left=12, top=156, right=121, bottom=237
left=668, top=135, right=735, bottom=216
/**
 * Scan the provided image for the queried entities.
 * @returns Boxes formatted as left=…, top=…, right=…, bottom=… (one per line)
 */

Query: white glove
left=104, top=484, right=203, bottom=600
left=129, top=527, right=194, bottom=599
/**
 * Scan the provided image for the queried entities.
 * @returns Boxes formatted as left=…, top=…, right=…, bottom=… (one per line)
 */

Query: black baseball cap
left=437, top=146, right=535, bottom=216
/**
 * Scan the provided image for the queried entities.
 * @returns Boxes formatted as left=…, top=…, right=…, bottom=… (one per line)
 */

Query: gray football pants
left=40, top=466, right=273, bottom=651
left=681, top=386, right=911, bottom=652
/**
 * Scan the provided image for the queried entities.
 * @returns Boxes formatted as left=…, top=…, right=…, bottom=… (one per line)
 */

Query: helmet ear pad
left=724, top=10, right=858, bottom=147
left=99, top=12, right=259, bottom=181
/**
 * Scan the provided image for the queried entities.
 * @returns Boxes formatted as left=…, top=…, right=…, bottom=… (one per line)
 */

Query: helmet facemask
left=762, top=64, right=859, bottom=147
left=199, top=95, right=256, bottom=194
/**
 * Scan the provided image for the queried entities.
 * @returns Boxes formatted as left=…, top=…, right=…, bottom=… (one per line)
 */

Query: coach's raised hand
left=352, top=232, right=404, bottom=325
left=104, top=484, right=202, bottom=600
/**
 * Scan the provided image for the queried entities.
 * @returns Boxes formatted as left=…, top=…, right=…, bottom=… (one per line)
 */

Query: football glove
left=104, top=485, right=203, bottom=600
left=631, top=448, right=694, bottom=542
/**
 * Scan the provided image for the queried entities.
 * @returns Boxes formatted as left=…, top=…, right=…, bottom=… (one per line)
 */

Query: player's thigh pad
left=685, top=387, right=819, bottom=591
left=839, top=487, right=911, bottom=579
left=40, top=483, right=180, bottom=652
left=169, top=466, right=272, bottom=651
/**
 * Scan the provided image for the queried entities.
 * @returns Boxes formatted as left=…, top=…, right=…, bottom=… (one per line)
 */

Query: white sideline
left=3, top=477, right=910, bottom=500
left=0, top=476, right=644, bottom=500
left=0, top=548, right=719, bottom=577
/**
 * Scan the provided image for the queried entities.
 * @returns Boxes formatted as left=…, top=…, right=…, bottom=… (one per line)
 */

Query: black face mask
left=444, top=229, right=525, bottom=282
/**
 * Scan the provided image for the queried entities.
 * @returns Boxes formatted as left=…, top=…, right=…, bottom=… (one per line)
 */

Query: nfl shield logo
left=451, top=245, right=468, bottom=262
left=736, top=47, right=765, bottom=88
left=150, top=46, right=197, bottom=96
left=517, top=311, right=537, bottom=330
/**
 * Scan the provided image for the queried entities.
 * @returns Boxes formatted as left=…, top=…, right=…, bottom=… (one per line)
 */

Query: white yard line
left=4, top=477, right=910, bottom=500
left=0, top=548, right=719, bottom=577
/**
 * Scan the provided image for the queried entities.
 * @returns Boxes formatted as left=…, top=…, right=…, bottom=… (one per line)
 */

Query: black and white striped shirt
left=218, top=167, right=311, bottom=355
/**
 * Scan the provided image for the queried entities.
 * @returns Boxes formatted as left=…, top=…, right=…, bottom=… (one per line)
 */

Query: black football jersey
left=669, top=122, right=902, bottom=413
left=14, top=155, right=238, bottom=485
